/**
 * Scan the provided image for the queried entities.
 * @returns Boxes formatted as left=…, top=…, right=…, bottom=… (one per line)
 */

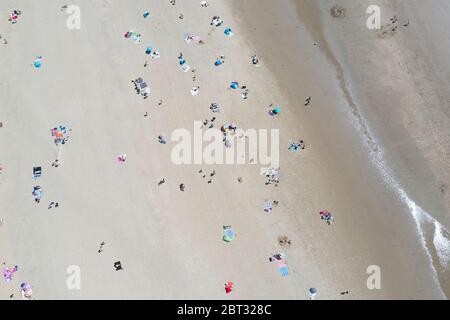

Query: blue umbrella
left=143, top=11, right=150, bottom=18
left=224, top=28, right=233, bottom=36
left=309, top=288, right=317, bottom=294
left=273, top=106, right=281, bottom=114
left=145, top=47, right=152, bottom=55
left=230, top=81, right=239, bottom=89
left=34, top=59, right=42, bottom=68
left=214, top=59, right=223, bottom=66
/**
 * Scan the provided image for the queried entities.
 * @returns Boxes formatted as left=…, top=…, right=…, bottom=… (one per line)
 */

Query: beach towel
left=263, top=201, right=273, bottom=213
left=278, top=261, right=289, bottom=276
left=3, top=266, right=18, bottom=282
left=181, top=65, right=191, bottom=72
left=192, top=35, right=202, bottom=43
left=151, top=51, right=160, bottom=59
left=191, top=87, right=199, bottom=96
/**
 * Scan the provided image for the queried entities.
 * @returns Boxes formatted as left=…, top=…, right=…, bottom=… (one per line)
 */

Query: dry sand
left=0, top=0, right=449, bottom=299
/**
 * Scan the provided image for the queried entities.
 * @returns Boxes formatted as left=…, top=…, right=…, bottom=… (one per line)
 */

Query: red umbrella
left=225, top=281, right=234, bottom=294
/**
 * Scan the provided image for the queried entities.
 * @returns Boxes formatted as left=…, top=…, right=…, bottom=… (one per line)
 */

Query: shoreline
left=230, top=0, right=449, bottom=298
left=309, top=0, right=450, bottom=296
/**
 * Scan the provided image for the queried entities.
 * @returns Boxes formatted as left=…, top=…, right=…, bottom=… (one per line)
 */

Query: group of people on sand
left=1, top=2, right=343, bottom=300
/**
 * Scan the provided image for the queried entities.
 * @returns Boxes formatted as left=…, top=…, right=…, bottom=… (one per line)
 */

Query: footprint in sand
left=377, top=23, right=398, bottom=39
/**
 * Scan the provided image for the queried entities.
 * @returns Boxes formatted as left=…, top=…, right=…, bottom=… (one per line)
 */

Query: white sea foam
left=316, top=10, right=449, bottom=296
left=346, top=84, right=450, bottom=298
left=330, top=55, right=450, bottom=296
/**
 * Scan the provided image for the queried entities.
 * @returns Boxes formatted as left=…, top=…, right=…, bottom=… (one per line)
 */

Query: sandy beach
left=1, top=0, right=449, bottom=299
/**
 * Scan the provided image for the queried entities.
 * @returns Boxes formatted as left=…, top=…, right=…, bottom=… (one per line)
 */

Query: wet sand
left=0, top=0, right=449, bottom=299
left=230, top=0, right=450, bottom=298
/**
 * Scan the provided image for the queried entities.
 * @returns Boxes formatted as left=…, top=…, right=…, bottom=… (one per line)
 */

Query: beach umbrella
left=143, top=11, right=150, bottom=18
left=224, top=28, right=234, bottom=36
left=214, top=59, right=223, bottom=66
left=145, top=47, right=152, bottom=55
left=223, top=226, right=235, bottom=242
left=34, top=59, right=42, bottom=69
left=309, top=287, right=317, bottom=294
left=230, top=81, right=239, bottom=89
left=225, top=281, right=234, bottom=294
left=273, top=106, right=281, bottom=114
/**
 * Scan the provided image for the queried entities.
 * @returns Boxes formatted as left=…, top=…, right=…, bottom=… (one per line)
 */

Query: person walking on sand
left=158, top=178, right=165, bottom=186
left=98, top=241, right=106, bottom=253
left=304, top=96, right=312, bottom=106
